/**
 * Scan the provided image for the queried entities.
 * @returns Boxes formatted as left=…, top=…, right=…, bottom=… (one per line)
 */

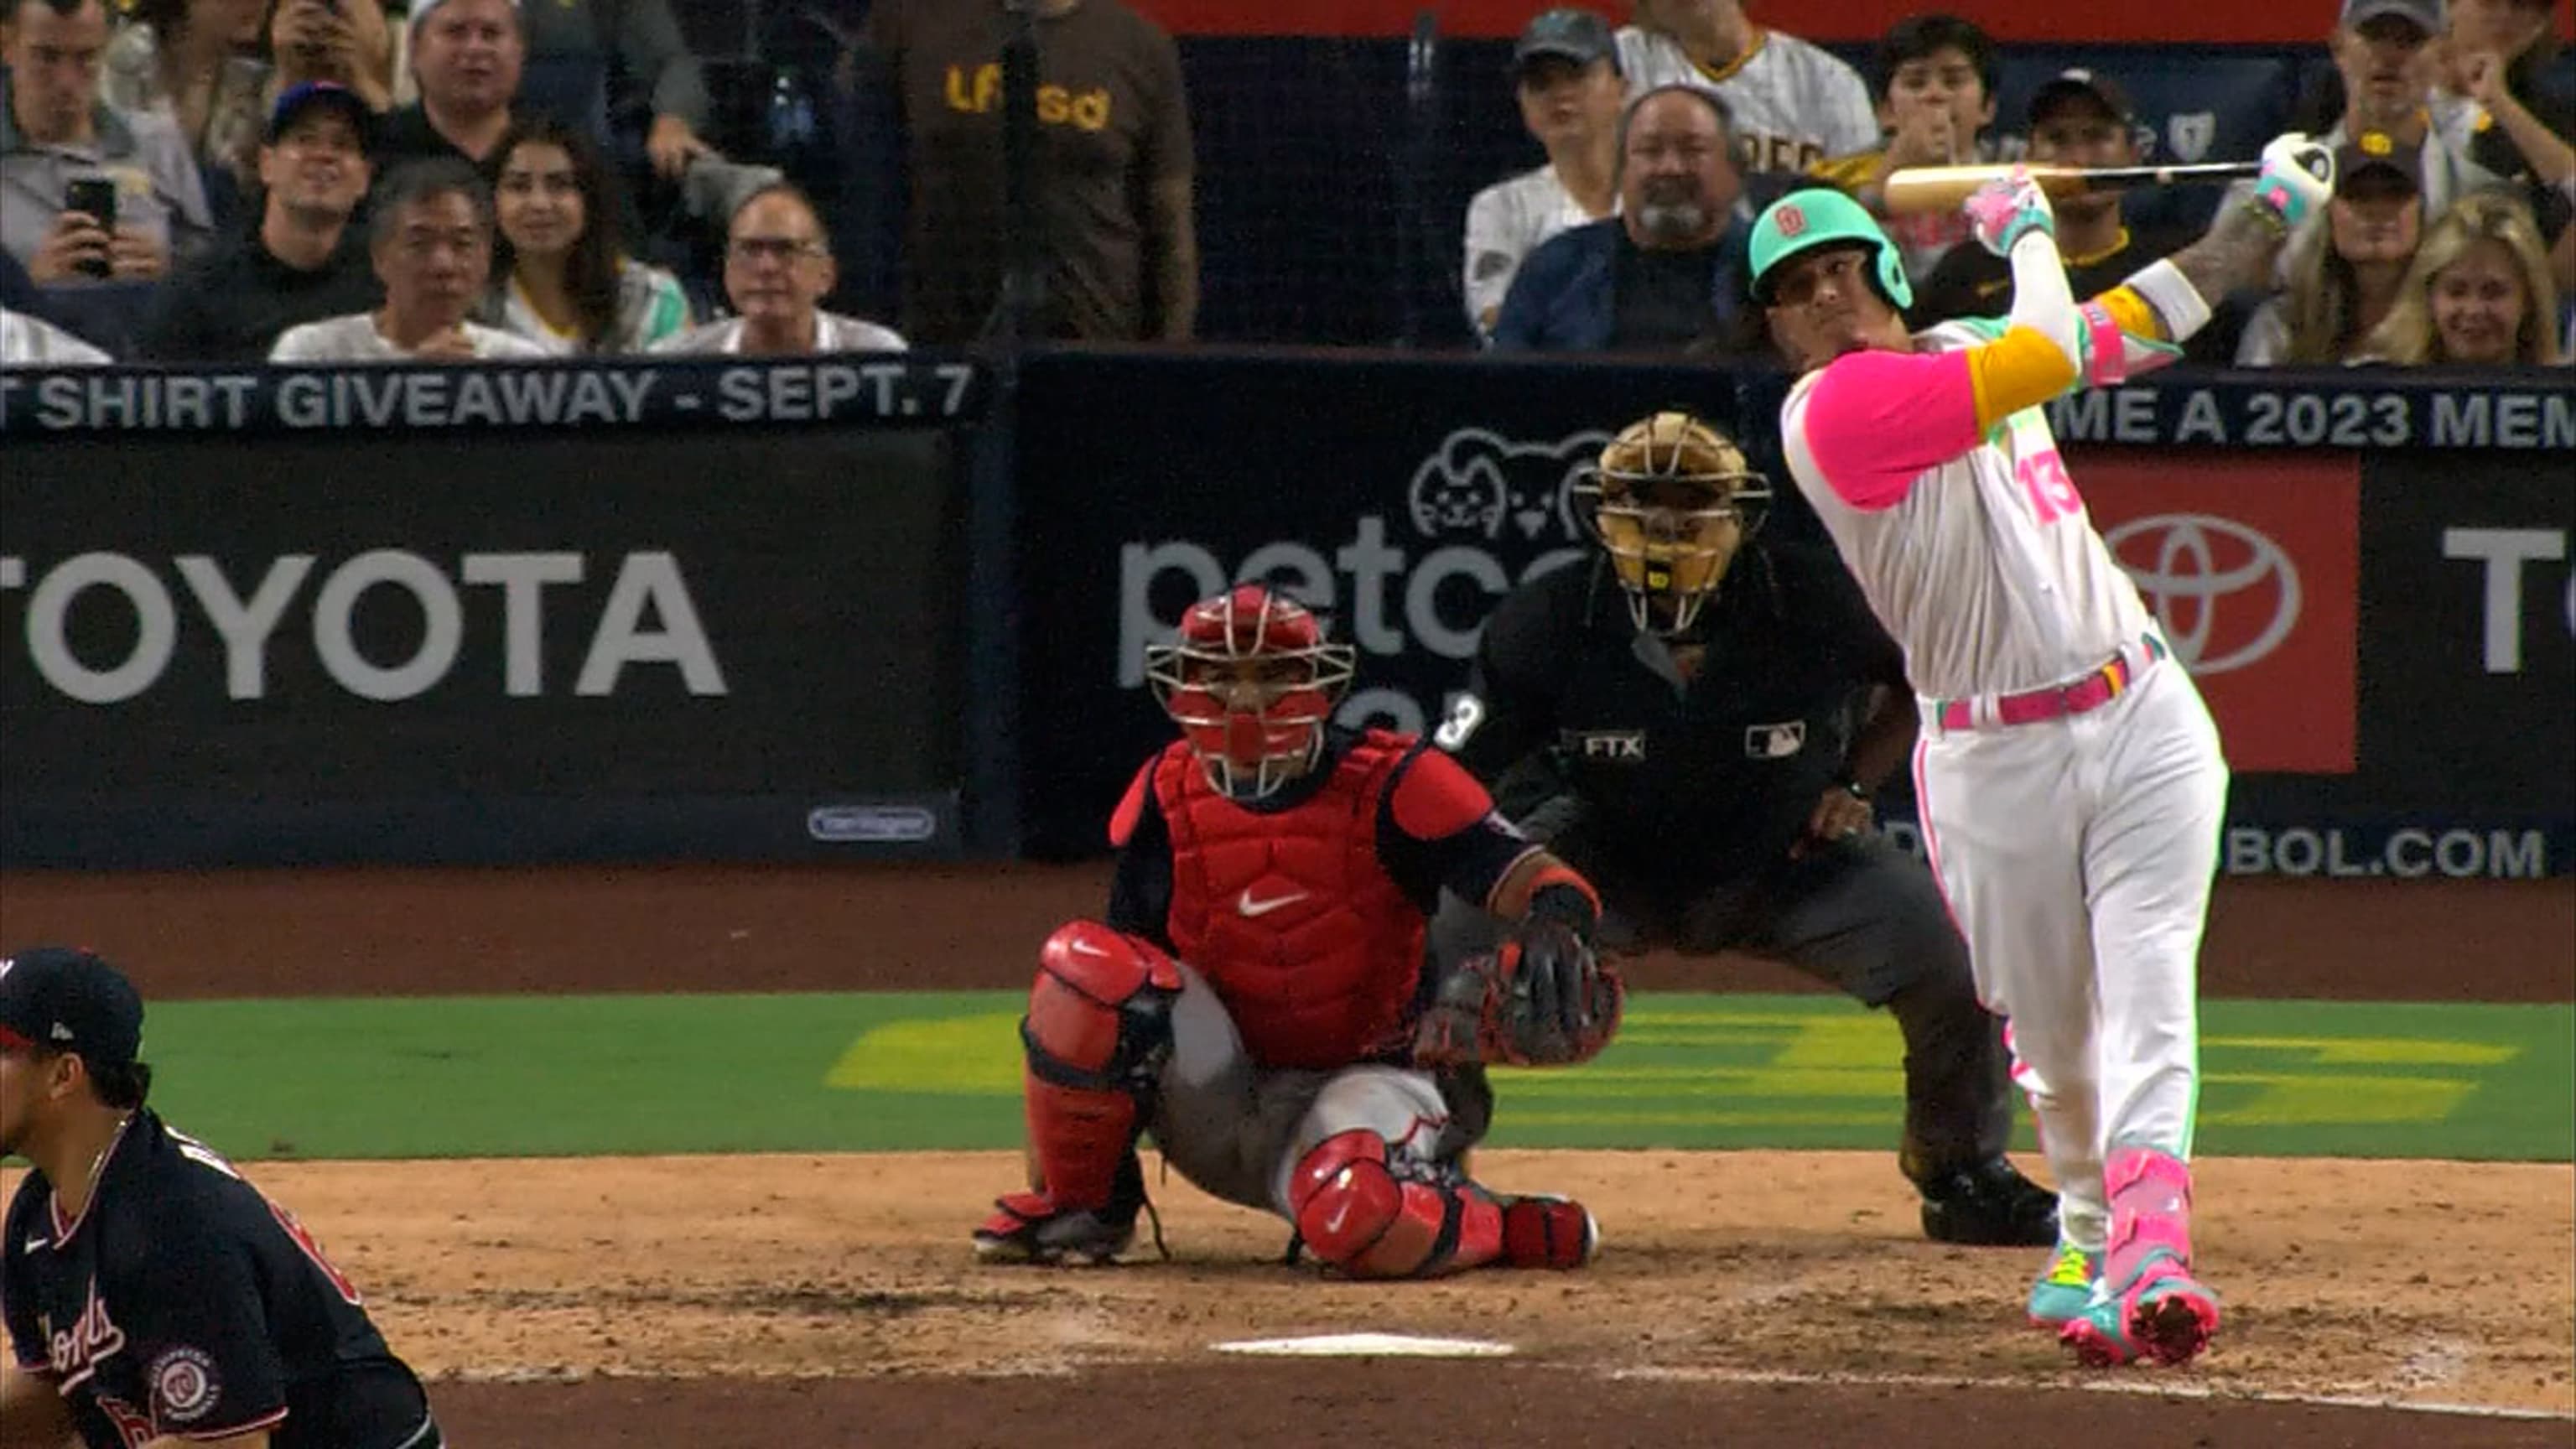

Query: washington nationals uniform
left=1615, top=23, right=1877, bottom=172
left=975, top=586, right=1615, bottom=1278
left=3, top=1111, right=440, bottom=1448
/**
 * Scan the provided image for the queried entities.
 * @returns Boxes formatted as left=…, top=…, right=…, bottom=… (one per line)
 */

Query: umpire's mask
left=1575, top=411, right=1771, bottom=636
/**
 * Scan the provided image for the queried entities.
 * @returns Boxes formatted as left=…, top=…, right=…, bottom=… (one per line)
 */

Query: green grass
left=136, top=993, right=2573, bottom=1164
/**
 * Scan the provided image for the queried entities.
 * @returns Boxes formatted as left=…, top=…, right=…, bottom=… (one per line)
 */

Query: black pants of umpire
left=1428, top=827, right=2013, bottom=1186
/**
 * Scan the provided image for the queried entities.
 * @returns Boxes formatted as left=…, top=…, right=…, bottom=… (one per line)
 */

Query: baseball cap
left=0, top=948, right=143, bottom=1067
left=2028, top=69, right=2135, bottom=127
left=2335, top=129, right=2423, bottom=194
left=2339, top=0, right=2443, bottom=34
left=1514, top=8, right=1618, bottom=74
left=265, top=81, right=374, bottom=146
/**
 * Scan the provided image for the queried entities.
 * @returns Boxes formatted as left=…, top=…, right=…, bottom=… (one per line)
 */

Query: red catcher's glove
left=1415, top=920, right=1623, bottom=1068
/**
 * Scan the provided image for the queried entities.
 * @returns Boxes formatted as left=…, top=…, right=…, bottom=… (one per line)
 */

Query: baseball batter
left=973, top=584, right=1621, bottom=1278
left=1741, top=142, right=2334, bottom=1366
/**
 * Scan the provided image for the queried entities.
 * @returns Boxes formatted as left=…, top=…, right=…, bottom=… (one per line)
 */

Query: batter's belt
left=1924, top=633, right=2168, bottom=734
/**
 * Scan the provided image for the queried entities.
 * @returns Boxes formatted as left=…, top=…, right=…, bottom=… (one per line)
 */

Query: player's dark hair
left=91, top=1057, right=151, bottom=1110
left=1872, top=13, right=1999, bottom=104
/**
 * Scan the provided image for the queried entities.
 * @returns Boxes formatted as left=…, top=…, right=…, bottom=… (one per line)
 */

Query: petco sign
left=1115, top=427, right=1607, bottom=735
left=2080, top=451, right=2360, bottom=774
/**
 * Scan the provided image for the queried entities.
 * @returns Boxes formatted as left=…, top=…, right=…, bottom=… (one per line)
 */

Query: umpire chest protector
left=1150, top=732, right=1423, bottom=1069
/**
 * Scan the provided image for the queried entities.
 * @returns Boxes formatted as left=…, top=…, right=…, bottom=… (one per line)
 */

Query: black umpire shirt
left=3, top=1109, right=437, bottom=1448
left=1443, top=544, right=1905, bottom=885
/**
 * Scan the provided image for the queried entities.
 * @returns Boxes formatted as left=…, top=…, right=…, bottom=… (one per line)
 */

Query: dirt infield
left=0, top=865, right=2569, bottom=1447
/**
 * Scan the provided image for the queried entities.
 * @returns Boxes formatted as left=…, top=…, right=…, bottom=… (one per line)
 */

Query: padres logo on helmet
left=1573, top=412, right=1771, bottom=636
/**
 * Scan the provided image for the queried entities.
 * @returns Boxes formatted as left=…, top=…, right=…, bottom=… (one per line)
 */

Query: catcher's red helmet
left=1144, top=584, right=1355, bottom=800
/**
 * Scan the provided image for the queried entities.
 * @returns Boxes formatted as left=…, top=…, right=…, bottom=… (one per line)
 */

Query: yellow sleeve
left=1964, top=325, right=2080, bottom=434
left=2092, top=286, right=2171, bottom=343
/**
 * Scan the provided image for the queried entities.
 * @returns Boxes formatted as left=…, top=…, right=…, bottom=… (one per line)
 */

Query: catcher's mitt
left=1415, top=920, right=1623, bottom=1068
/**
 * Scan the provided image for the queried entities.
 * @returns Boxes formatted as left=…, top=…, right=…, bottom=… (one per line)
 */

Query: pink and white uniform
left=1777, top=267, right=2229, bottom=1260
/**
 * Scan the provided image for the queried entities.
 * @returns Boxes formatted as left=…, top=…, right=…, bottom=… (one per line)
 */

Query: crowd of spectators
left=2, top=0, right=2568, bottom=370
left=1470, top=1, right=2568, bottom=368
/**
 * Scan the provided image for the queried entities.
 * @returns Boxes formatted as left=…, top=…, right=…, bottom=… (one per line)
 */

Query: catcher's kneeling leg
left=973, top=920, right=1181, bottom=1264
left=1281, top=1072, right=1596, bottom=1280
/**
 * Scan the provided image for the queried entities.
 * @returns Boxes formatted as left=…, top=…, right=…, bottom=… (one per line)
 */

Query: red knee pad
left=1287, top=1130, right=1505, bottom=1280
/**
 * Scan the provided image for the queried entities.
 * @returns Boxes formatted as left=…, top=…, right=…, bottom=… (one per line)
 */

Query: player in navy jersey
left=0, top=948, right=441, bottom=1449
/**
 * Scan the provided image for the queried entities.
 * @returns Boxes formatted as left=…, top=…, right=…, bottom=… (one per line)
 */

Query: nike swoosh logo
left=1238, top=888, right=1311, bottom=918
left=1068, top=937, right=1108, bottom=957
left=23, top=1236, right=47, bottom=1254
left=1323, top=1200, right=1352, bottom=1237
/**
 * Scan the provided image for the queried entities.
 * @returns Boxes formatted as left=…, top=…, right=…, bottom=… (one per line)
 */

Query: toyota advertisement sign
left=2079, top=450, right=2360, bottom=775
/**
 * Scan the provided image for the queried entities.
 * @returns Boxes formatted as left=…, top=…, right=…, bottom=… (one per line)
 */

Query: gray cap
left=1515, top=8, right=1618, bottom=74
left=2340, top=0, right=2443, bottom=34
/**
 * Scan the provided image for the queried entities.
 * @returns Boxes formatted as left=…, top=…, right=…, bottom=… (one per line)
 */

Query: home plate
left=1212, top=1333, right=1516, bottom=1358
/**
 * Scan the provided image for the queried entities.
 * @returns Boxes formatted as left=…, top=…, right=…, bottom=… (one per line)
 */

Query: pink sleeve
left=1794, top=349, right=1984, bottom=511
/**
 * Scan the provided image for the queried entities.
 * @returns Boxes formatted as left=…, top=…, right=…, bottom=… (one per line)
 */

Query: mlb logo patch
left=1744, top=722, right=1806, bottom=759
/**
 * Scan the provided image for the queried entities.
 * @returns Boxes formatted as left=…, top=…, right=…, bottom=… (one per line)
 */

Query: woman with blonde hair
left=2238, top=137, right=2426, bottom=366
left=2360, top=189, right=2565, bottom=366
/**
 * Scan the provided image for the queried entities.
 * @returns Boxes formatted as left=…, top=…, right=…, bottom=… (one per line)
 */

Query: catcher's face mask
left=1144, top=584, right=1356, bottom=800
left=1576, top=411, right=1771, bottom=636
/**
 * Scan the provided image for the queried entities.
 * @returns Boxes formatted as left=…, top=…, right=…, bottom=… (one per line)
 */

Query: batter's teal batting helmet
left=1748, top=188, right=1913, bottom=311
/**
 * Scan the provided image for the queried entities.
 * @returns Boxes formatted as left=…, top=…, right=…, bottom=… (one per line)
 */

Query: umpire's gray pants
left=1428, top=832, right=2012, bottom=1182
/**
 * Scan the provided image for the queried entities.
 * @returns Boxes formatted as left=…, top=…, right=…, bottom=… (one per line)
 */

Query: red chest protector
left=1150, top=731, right=1426, bottom=1069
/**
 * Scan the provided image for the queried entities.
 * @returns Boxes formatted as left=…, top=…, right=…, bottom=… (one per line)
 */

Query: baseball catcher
left=973, top=584, right=1621, bottom=1277
left=1431, top=410, right=2058, bottom=1249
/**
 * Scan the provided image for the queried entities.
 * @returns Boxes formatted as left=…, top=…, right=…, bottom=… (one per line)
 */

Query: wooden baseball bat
left=1880, top=161, right=2263, bottom=216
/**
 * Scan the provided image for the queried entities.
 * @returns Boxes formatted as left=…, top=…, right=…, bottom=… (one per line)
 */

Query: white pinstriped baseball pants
left=1912, top=659, right=2229, bottom=1254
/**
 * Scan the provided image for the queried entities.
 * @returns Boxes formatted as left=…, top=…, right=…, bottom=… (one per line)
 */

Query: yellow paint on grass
left=820, top=1010, right=2515, bottom=1130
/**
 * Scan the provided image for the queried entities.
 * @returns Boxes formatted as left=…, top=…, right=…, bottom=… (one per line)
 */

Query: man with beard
left=1463, top=8, right=1624, bottom=344
left=1492, top=84, right=1754, bottom=353
left=269, top=156, right=544, bottom=358
left=143, top=82, right=382, bottom=360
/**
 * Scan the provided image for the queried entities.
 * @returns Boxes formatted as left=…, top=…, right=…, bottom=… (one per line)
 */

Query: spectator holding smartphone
left=268, top=0, right=397, bottom=115
left=2, top=0, right=213, bottom=282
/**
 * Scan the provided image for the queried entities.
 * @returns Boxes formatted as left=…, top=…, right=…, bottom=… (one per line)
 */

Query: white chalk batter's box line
left=444, top=1361, right=2576, bottom=1420
left=1607, top=1364, right=2576, bottom=1422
